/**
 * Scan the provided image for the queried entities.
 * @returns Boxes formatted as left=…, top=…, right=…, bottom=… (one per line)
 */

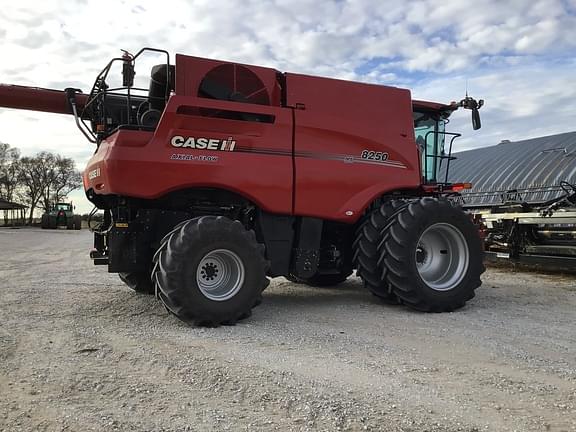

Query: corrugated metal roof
left=445, top=131, right=576, bottom=207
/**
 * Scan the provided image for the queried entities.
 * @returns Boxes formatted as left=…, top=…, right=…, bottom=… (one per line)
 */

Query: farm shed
left=447, top=131, right=576, bottom=208
left=0, top=198, right=27, bottom=226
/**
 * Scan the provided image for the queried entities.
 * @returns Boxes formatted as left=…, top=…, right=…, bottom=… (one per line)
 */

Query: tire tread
left=380, top=197, right=485, bottom=312
left=353, top=200, right=408, bottom=302
left=152, top=216, right=269, bottom=326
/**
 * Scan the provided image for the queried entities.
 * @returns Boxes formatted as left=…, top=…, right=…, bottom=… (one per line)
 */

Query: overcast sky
left=1, top=0, right=575, bottom=213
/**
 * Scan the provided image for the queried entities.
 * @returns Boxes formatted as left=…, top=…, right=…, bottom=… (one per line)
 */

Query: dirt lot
left=0, top=228, right=575, bottom=432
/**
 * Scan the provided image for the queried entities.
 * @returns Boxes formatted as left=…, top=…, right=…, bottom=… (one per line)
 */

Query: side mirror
left=458, top=96, right=484, bottom=130
left=472, top=108, right=481, bottom=130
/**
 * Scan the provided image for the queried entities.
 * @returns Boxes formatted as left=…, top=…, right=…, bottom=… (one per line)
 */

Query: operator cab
left=54, top=203, right=72, bottom=211
left=412, top=97, right=482, bottom=187
left=413, top=110, right=450, bottom=183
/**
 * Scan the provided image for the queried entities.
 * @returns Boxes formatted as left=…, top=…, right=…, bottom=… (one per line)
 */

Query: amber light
left=450, top=182, right=473, bottom=192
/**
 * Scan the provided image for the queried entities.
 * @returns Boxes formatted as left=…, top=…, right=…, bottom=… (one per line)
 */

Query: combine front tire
left=353, top=200, right=407, bottom=303
left=152, top=216, right=269, bottom=326
left=379, top=198, right=484, bottom=312
left=119, top=271, right=155, bottom=294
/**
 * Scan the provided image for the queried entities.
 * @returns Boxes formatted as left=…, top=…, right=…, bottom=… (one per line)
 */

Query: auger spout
left=0, top=84, right=87, bottom=115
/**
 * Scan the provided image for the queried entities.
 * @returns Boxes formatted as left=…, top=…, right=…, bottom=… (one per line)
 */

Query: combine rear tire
left=379, top=197, right=484, bottom=312
left=353, top=199, right=407, bottom=303
left=119, top=271, right=155, bottom=294
left=152, top=216, right=269, bottom=326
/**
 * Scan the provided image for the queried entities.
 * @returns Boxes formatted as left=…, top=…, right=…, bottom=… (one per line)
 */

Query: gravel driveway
left=0, top=228, right=575, bottom=431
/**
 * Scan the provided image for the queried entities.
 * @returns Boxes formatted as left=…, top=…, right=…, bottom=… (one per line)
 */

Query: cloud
left=15, top=30, right=53, bottom=49
left=411, top=59, right=576, bottom=150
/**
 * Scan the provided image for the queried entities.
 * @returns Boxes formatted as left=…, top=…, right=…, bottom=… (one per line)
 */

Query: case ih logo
left=171, top=135, right=236, bottom=151
left=88, top=167, right=100, bottom=180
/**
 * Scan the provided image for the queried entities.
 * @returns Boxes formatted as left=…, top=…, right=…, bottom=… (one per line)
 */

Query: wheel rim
left=415, top=223, right=469, bottom=291
left=196, top=249, right=245, bottom=301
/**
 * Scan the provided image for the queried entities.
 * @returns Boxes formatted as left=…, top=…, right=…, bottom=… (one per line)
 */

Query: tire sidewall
left=402, top=201, right=483, bottom=302
left=176, top=224, right=265, bottom=318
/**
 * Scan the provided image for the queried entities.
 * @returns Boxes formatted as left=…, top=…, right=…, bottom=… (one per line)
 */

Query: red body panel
left=285, top=73, right=420, bottom=221
left=85, top=95, right=294, bottom=214
left=84, top=53, right=425, bottom=223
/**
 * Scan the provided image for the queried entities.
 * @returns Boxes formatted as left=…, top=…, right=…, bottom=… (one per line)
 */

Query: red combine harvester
left=0, top=48, right=485, bottom=326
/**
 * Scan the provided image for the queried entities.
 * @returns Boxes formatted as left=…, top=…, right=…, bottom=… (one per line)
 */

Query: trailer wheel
left=380, top=197, right=484, bottom=312
left=152, top=216, right=269, bottom=326
left=119, top=271, right=155, bottom=294
left=353, top=199, right=407, bottom=303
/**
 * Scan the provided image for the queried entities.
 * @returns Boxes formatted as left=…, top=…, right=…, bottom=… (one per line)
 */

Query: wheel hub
left=201, top=262, right=219, bottom=280
left=415, top=246, right=428, bottom=265
left=196, top=249, right=245, bottom=301
left=415, top=223, right=469, bottom=291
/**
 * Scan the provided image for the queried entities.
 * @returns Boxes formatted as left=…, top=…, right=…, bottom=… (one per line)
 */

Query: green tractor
left=41, top=203, right=82, bottom=230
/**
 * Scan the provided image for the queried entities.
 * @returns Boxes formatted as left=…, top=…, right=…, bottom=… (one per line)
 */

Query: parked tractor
left=0, top=48, right=485, bottom=326
left=40, top=202, right=82, bottom=230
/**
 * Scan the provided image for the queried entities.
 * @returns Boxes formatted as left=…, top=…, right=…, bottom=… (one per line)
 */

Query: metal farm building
left=447, top=131, right=576, bottom=208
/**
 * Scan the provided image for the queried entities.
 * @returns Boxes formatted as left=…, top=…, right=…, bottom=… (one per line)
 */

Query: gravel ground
left=0, top=228, right=575, bottom=432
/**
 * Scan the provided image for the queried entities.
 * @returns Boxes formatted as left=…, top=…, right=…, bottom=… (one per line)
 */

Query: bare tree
left=0, top=142, right=22, bottom=225
left=17, top=151, right=81, bottom=225
left=17, top=154, right=47, bottom=225
left=0, top=142, right=21, bottom=202
left=40, top=154, right=81, bottom=213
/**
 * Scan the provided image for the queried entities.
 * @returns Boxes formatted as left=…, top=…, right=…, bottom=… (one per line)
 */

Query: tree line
left=0, top=142, right=82, bottom=224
